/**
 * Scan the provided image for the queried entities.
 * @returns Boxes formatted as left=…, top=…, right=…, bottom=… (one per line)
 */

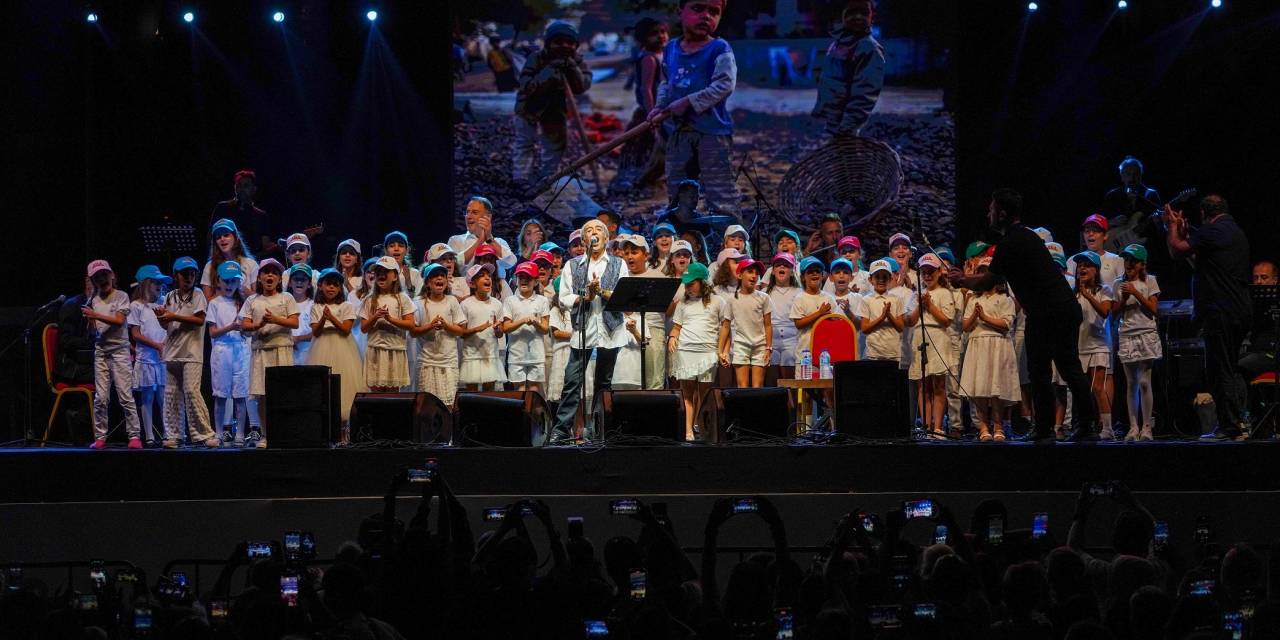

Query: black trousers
left=1203, top=312, right=1249, bottom=434
left=1025, top=306, right=1097, bottom=435
left=553, top=347, right=620, bottom=437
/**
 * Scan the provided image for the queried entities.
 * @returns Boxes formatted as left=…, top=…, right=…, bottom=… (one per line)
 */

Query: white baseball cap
left=671, top=239, right=694, bottom=255
left=336, top=238, right=361, bottom=255
left=869, top=259, right=894, bottom=276
left=285, top=233, right=311, bottom=249
left=724, top=224, right=748, bottom=239
left=618, top=234, right=649, bottom=251
left=373, top=256, right=399, bottom=271
left=466, top=262, right=496, bottom=283
left=426, top=242, right=455, bottom=262
left=716, top=247, right=743, bottom=263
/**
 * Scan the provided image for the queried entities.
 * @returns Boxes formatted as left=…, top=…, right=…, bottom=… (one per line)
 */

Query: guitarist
left=1101, top=156, right=1163, bottom=253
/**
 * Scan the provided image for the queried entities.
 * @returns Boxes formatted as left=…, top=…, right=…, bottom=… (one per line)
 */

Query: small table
left=779, top=378, right=834, bottom=433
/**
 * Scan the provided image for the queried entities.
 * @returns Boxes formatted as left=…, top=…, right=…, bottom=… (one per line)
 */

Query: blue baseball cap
left=317, top=267, right=345, bottom=284
left=134, top=264, right=172, bottom=286
left=538, top=241, right=564, bottom=254
left=216, top=261, right=243, bottom=281
left=1071, top=251, right=1102, bottom=268
left=935, top=245, right=956, bottom=265
left=421, top=262, right=449, bottom=279
left=799, top=256, right=826, bottom=273
left=287, top=263, right=314, bottom=280
left=211, top=218, right=238, bottom=237
left=173, top=256, right=199, bottom=273
left=362, top=257, right=378, bottom=272
left=774, top=228, right=801, bottom=246
left=383, top=230, right=409, bottom=246
left=651, top=222, right=677, bottom=238
left=829, top=258, right=854, bottom=273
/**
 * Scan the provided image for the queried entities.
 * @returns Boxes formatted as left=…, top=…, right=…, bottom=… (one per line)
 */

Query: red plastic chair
left=811, top=314, right=859, bottom=364
left=40, top=324, right=94, bottom=445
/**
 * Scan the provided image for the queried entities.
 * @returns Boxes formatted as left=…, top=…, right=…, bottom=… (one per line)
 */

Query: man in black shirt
left=210, top=169, right=273, bottom=258
left=951, top=189, right=1099, bottom=442
left=1165, top=194, right=1252, bottom=440
left=1101, top=156, right=1163, bottom=253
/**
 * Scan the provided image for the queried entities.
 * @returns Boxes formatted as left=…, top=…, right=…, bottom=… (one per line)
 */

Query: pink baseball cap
left=1081, top=214, right=1109, bottom=232
left=466, top=262, right=496, bottom=283
left=716, top=247, right=743, bottom=263
left=86, top=260, right=113, bottom=277
left=838, top=235, right=862, bottom=251
left=771, top=253, right=797, bottom=269
left=568, top=230, right=583, bottom=245
left=530, top=249, right=555, bottom=266
left=473, top=243, right=498, bottom=259
left=735, top=258, right=762, bottom=275
left=514, top=261, right=540, bottom=279
left=917, top=253, right=943, bottom=270
left=258, top=258, right=285, bottom=273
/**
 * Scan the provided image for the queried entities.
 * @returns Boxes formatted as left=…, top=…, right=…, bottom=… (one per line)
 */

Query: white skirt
left=307, top=332, right=367, bottom=421
left=133, top=360, right=166, bottom=390
left=460, top=357, right=505, bottom=385
left=732, top=339, right=769, bottom=367
left=250, top=346, right=294, bottom=396
left=671, top=350, right=717, bottom=382
left=1080, top=351, right=1111, bottom=372
left=958, top=336, right=1020, bottom=403
left=364, top=346, right=410, bottom=388
left=909, top=325, right=957, bottom=380
left=613, top=345, right=642, bottom=388
left=1118, top=331, right=1162, bottom=364
left=418, top=364, right=459, bottom=406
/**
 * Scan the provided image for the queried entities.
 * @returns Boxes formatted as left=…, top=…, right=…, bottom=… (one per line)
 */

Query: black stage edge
left=3, top=440, right=1278, bottom=504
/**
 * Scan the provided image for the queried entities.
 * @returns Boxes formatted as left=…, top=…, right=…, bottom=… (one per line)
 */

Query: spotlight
left=366, top=10, right=378, bottom=22
left=182, top=11, right=194, bottom=24
left=1117, top=0, right=1127, bottom=8
left=1027, top=2, right=1039, bottom=12
left=1210, top=0, right=1222, bottom=7
left=86, top=12, right=99, bottom=23
left=273, top=11, right=285, bottom=23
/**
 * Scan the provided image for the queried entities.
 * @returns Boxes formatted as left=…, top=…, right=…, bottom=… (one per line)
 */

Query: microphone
left=37, top=294, right=66, bottom=314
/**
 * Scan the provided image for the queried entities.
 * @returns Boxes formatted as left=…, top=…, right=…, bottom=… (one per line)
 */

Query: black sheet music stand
left=605, top=277, right=681, bottom=387
left=139, top=224, right=198, bottom=272
left=1250, top=284, right=1280, bottom=439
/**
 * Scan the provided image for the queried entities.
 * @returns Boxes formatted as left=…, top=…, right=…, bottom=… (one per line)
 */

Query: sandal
left=978, top=425, right=993, bottom=442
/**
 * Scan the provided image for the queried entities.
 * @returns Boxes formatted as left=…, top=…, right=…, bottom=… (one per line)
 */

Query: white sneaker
left=1139, top=425, right=1154, bottom=441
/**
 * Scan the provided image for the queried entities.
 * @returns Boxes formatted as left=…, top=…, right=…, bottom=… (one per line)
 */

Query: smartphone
left=246, top=541, right=273, bottom=559
left=1032, top=513, right=1049, bottom=539
left=987, top=516, right=1004, bottom=545
left=1154, top=521, right=1169, bottom=550
left=583, top=619, right=610, bottom=638
left=732, top=497, right=759, bottom=514
left=483, top=507, right=506, bottom=522
left=280, top=573, right=300, bottom=607
left=1223, top=611, right=1244, bottom=640
left=774, top=607, right=795, bottom=640
left=934, top=524, right=948, bottom=545
left=904, top=499, right=933, bottom=519
left=407, top=460, right=437, bottom=483
left=1087, top=481, right=1114, bottom=497
left=135, top=605, right=154, bottom=629
left=208, top=599, right=229, bottom=620
left=1195, top=516, right=1212, bottom=545
left=5, top=567, right=22, bottom=591
left=859, top=512, right=879, bottom=535
left=77, top=593, right=99, bottom=610
left=868, top=604, right=902, bottom=629
left=117, top=569, right=139, bottom=584
left=1191, top=579, right=1214, bottom=597
left=300, top=531, right=316, bottom=559
left=285, top=531, right=302, bottom=559
left=891, top=555, right=911, bottom=593
left=568, top=517, right=584, bottom=540
left=171, top=572, right=188, bottom=588
left=629, top=569, right=646, bottom=600
left=914, top=603, right=937, bottom=620
left=89, top=560, right=107, bottom=588
left=610, top=498, right=639, bottom=516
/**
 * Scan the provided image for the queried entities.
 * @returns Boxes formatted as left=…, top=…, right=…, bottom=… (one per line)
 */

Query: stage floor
left=3, top=438, right=1276, bottom=505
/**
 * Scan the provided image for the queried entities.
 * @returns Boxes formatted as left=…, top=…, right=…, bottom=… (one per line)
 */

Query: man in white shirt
left=553, top=219, right=627, bottom=441
left=447, top=196, right=517, bottom=271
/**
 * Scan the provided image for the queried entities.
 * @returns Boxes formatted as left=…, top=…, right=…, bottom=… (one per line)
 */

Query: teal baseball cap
left=173, top=256, right=199, bottom=273
left=681, top=261, right=710, bottom=285
left=216, top=261, right=243, bottom=281
left=799, top=256, right=826, bottom=273
left=1121, top=244, right=1148, bottom=262
left=1071, top=251, right=1102, bottom=268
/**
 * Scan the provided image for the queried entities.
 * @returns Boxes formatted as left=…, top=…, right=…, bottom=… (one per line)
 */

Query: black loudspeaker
left=597, top=390, right=685, bottom=443
left=703, top=387, right=794, bottom=443
left=833, top=361, right=909, bottom=440
left=265, top=365, right=334, bottom=448
left=455, top=391, right=548, bottom=447
left=350, top=392, right=452, bottom=444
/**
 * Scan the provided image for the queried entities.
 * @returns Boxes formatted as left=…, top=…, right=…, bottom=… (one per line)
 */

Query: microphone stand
left=914, top=224, right=943, bottom=439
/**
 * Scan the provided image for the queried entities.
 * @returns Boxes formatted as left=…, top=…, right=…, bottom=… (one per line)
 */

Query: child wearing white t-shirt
left=857, top=260, right=905, bottom=362
left=459, top=264, right=506, bottom=391
left=238, top=259, right=301, bottom=448
left=721, top=259, right=772, bottom=387
left=502, top=263, right=551, bottom=393
left=1071, top=252, right=1115, bottom=439
left=206, top=264, right=251, bottom=444
left=359, top=257, right=416, bottom=391
left=128, top=266, right=169, bottom=445
left=669, top=263, right=727, bottom=441
left=1113, top=244, right=1161, bottom=442
left=413, top=264, right=467, bottom=407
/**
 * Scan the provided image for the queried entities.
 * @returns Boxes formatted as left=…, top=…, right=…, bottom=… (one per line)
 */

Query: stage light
left=1027, top=2, right=1039, bottom=12
left=1117, top=0, right=1128, bottom=9
left=182, top=11, right=194, bottom=24
left=273, top=11, right=285, bottom=23
left=86, top=12, right=99, bottom=23
left=366, top=10, right=378, bottom=22
left=1210, top=0, right=1222, bottom=7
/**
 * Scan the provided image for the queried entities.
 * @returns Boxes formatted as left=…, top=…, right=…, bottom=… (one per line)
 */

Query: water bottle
left=799, top=350, right=812, bottom=380
left=819, top=350, right=832, bottom=379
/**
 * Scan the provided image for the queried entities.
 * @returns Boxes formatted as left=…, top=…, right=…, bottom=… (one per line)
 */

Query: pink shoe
left=89, top=438, right=107, bottom=450
left=127, top=438, right=143, bottom=449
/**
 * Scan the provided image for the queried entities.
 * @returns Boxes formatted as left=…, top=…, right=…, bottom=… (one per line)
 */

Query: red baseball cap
left=1081, top=214, right=1109, bottom=232
left=837, top=235, right=862, bottom=251
left=530, top=249, right=555, bottom=266
left=735, top=258, right=762, bottom=275
left=474, top=243, right=498, bottom=259
left=514, top=261, right=540, bottom=279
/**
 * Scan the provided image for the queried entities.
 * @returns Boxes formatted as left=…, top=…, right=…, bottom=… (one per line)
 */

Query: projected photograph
left=451, top=0, right=956, bottom=258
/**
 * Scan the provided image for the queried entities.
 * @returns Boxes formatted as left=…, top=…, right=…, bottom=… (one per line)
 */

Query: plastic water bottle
left=799, top=350, right=813, bottom=380
left=819, top=350, right=832, bottom=379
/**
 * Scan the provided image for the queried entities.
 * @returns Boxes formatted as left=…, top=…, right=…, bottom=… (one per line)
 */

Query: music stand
left=605, top=277, right=681, bottom=387
left=138, top=224, right=198, bottom=271
left=1250, top=285, right=1280, bottom=439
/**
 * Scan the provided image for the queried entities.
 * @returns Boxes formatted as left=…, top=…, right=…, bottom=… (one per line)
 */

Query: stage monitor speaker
left=597, top=390, right=685, bottom=443
left=703, top=387, right=793, bottom=443
left=265, top=365, right=334, bottom=448
left=833, top=361, right=909, bottom=440
left=350, top=392, right=452, bottom=444
left=455, top=391, right=548, bottom=447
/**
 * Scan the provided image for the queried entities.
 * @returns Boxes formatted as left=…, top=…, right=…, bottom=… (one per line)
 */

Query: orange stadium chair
left=41, top=323, right=94, bottom=445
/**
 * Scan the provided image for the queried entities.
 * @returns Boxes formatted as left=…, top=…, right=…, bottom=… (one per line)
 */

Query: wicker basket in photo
left=778, top=137, right=903, bottom=230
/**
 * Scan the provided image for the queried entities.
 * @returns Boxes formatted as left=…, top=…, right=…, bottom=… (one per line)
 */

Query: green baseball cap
left=1120, top=244, right=1148, bottom=262
left=681, top=261, right=710, bottom=285
left=965, top=240, right=990, bottom=260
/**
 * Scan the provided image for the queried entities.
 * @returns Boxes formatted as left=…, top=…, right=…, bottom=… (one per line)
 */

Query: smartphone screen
left=171, top=572, right=188, bottom=588
left=134, top=606, right=154, bottom=629
left=732, top=497, right=758, bottom=514
left=914, top=603, right=937, bottom=619
left=209, top=600, right=228, bottom=620
left=584, top=619, right=610, bottom=637
left=869, top=605, right=902, bottom=629
left=407, top=468, right=432, bottom=483
left=987, top=516, right=1004, bottom=545
left=285, top=531, right=302, bottom=558
left=1088, top=482, right=1114, bottom=497
left=891, top=555, right=911, bottom=592
left=1032, top=513, right=1049, bottom=539
left=1154, top=521, right=1169, bottom=546
left=247, top=541, right=273, bottom=559
left=78, top=594, right=99, bottom=610
left=280, top=574, right=299, bottom=607
left=1191, top=579, right=1214, bottom=597
left=5, top=567, right=22, bottom=591
left=934, top=524, right=948, bottom=545
left=904, top=499, right=933, bottom=519
left=1195, top=516, right=1211, bottom=544
left=300, top=532, right=316, bottom=559
left=89, top=564, right=107, bottom=588
left=774, top=607, right=795, bottom=640
left=483, top=507, right=505, bottom=521
left=610, top=498, right=639, bottom=516
left=1223, top=611, right=1244, bottom=640
left=629, top=569, right=646, bottom=600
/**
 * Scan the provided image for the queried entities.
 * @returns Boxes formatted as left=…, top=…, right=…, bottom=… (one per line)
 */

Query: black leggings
left=1025, top=307, right=1097, bottom=434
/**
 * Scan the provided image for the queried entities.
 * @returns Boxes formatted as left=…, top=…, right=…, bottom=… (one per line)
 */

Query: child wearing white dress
left=721, top=258, right=772, bottom=388
left=459, top=264, right=506, bottom=391
left=1113, top=244, right=1161, bottom=442
left=349, top=258, right=377, bottom=357
left=128, top=265, right=169, bottom=446
left=906, top=254, right=959, bottom=439
left=359, top=256, right=416, bottom=392
left=238, top=259, right=300, bottom=448
left=206, top=261, right=252, bottom=444
left=765, top=253, right=802, bottom=381
left=307, top=268, right=368, bottom=440
left=1072, top=252, right=1116, bottom=440
left=287, top=264, right=315, bottom=366
left=82, top=260, right=142, bottom=449
left=503, top=262, right=551, bottom=393
left=959, top=259, right=1019, bottom=442
left=614, top=236, right=662, bottom=391
left=669, top=262, right=727, bottom=441
left=159, top=257, right=218, bottom=448
left=412, top=263, right=467, bottom=407
left=856, top=260, right=905, bottom=363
